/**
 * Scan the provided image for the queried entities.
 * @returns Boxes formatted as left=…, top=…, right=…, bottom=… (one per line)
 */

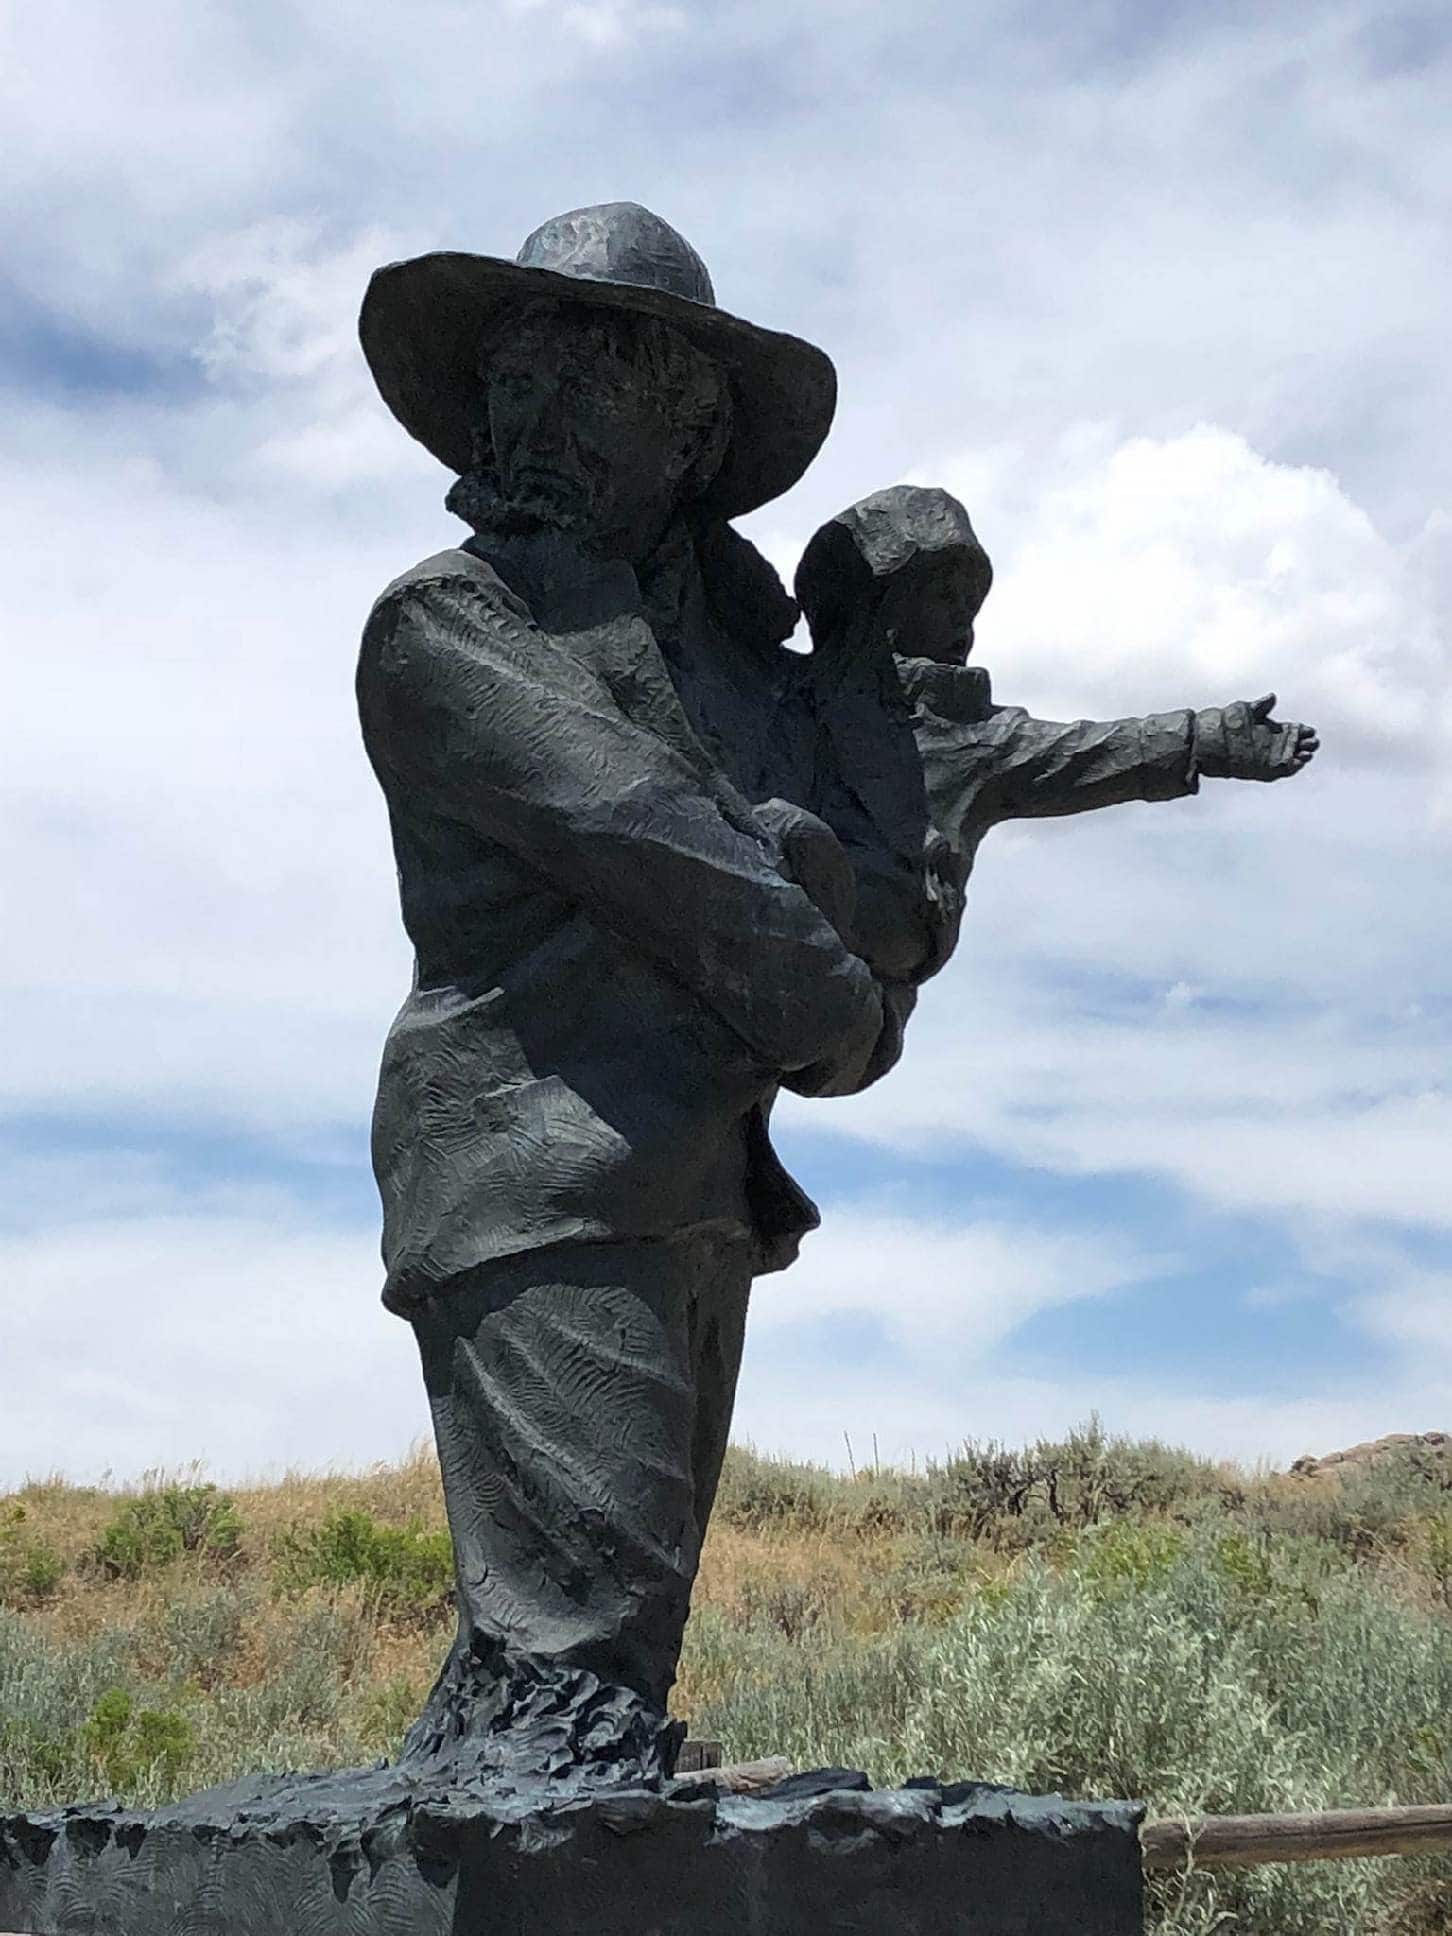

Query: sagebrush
left=2, top=1425, right=1450, bottom=1935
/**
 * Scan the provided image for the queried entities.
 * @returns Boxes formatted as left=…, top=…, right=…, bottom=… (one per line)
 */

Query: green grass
left=2, top=1425, right=1450, bottom=1932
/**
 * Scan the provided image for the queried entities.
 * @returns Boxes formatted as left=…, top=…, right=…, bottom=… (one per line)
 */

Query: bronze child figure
left=795, top=482, right=1317, bottom=982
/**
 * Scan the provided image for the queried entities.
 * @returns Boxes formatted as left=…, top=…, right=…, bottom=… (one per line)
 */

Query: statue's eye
left=491, top=367, right=531, bottom=394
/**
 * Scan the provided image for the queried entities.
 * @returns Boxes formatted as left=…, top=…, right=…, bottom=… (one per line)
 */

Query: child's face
left=870, top=551, right=980, bottom=664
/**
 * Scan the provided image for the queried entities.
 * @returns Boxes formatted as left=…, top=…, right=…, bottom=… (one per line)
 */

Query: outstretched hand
left=1196, top=693, right=1319, bottom=783
left=1249, top=693, right=1320, bottom=775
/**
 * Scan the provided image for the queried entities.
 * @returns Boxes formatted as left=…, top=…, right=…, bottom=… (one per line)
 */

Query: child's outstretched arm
left=925, top=692, right=1317, bottom=832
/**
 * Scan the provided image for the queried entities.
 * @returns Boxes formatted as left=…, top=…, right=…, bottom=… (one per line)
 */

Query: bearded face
left=468, top=305, right=731, bottom=561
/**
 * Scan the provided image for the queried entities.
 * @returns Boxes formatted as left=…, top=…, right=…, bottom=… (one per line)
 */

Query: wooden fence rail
left=1141, top=1803, right=1452, bottom=1871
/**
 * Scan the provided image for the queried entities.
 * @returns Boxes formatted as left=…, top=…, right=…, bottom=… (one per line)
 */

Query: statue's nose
left=494, top=384, right=571, bottom=469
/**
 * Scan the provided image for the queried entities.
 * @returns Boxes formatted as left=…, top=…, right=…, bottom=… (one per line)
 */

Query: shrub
left=1420, top=1510, right=1452, bottom=1607
left=715, top=1422, right=1228, bottom=1550
left=138, top=1585, right=249, bottom=1691
left=272, top=1510, right=453, bottom=1622
left=81, top=1687, right=195, bottom=1793
left=0, top=1597, right=386, bottom=1809
left=929, top=1420, right=1228, bottom=1549
left=714, top=1448, right=837, bottom=1530
left=736, top=1577, right=825, bottom=1641
left=268, top=1595, right=381, bottom=1717
left=0, top=1611, right=147, bottom=1804
left=1076, top=1519, right=1187, bottom=1599
left=94, top=1485, right=243, bottom=1579
left=0, top=1507, right=64, bottom=1607
left=873, top=1532, right=981, bottom=1625
left=682, top=1533, right=1452, bottom=1936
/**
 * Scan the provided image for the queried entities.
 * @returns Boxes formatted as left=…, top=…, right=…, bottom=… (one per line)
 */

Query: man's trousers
left=411, top=1230, right=754, bottom=1713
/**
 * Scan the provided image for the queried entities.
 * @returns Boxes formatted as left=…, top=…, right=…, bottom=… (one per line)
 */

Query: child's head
left=795, top=485, right=992, bottom=663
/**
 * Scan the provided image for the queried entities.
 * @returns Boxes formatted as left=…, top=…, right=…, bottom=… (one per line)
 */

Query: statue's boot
left=397, top=1633, right=683, bottom=1792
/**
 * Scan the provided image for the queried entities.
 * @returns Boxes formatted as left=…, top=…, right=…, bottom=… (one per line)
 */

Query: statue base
left=1, top=1771, right=1143, bottom=1935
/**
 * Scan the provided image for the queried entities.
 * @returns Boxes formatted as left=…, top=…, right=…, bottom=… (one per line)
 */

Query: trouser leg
left=412, top=1231, right=752, bottom=1715
left=685, top=1266, right=751, bottom=1549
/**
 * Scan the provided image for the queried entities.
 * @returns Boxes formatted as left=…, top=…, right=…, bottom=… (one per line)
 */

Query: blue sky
left=3, top=0, right=1449, bottom=1483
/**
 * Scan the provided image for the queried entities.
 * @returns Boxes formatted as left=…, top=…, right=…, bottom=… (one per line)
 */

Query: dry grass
left=3, top=1428, right=1451, bottom=1935
left=213, top=1442, right=448, bottom=1545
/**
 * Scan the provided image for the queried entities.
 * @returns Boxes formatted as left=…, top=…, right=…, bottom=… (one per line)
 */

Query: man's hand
left=753, top=797, right=858, bottom=940
left=1194, top=694, right=1319, bottom=782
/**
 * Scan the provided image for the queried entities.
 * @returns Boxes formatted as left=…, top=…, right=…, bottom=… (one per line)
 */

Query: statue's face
left=484, top=309, right=719, bottom=558
left=872, top=553, right=982, bottom=664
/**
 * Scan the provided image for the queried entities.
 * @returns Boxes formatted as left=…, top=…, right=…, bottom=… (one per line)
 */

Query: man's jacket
left=356, top=540, right=883, bottom=1313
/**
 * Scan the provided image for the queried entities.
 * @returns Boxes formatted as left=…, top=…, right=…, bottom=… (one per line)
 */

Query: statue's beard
left=447, top=468, right=596, bottom=541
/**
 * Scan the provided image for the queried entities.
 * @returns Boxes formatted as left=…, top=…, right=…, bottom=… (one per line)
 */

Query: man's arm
left=357, top=569, right=884, bottom=1082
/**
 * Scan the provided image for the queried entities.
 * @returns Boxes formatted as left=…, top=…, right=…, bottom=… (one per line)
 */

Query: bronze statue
left=354, top=202, right=1317, bottom=1778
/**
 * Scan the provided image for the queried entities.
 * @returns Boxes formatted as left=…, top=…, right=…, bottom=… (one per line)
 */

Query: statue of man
left=356, top=203, right=1316, bottom=1782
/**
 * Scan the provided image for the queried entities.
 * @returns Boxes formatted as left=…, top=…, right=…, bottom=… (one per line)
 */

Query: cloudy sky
left=4, top=0, right=1449, bottom=1485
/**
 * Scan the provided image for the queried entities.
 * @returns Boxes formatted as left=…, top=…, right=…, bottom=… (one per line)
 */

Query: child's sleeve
left=915, top=701, right=1199, bottom=832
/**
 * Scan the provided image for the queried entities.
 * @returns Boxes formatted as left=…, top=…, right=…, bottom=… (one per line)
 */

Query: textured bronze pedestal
left=1, top=1776, right=1144, bottom=1935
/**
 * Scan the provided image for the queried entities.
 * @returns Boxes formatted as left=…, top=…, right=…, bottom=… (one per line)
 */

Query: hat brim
left=359, top=252, right=837, bottom=520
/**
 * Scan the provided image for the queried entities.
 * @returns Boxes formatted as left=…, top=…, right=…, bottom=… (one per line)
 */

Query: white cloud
left=6, top=0, right=1452, bottom=531
left=733, top=1221, right=1452, bottom=1474
left=0, top=432, right=415, bottom=1130
left=785, top=962, right=1452, bottom=1232
left=505, top=0, right=686, bottom=45
left=1351, top=1270, right=1452, bottom=1363
left=9, top=1180, right=1432, bottom=1489
left=176, top=221, right=438, bottom=488
left=749, top=1206, right=1156, bottom=1356
left=922, top=424, right=1450, bottom=776
left=0, top=1203, right=423, bottom=1489
left=0, top=1183, right=1148, bottom=1487
left=736, top=1211, right=1451, bottom=1472
left=731, top=1356, right=1450, bottom=1475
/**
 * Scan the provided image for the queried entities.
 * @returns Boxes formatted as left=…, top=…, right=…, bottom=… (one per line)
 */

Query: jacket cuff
left=1141, top=708, right=1201, bottom=800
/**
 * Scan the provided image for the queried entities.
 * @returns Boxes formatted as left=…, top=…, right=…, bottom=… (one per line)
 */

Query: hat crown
left=515, top=202, right=716, bottom=309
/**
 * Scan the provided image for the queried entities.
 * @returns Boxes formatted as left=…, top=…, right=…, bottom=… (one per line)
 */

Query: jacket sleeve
left=357, top=570, right=883, bottom=1079
left=919, top=704, right=1200, bottom=831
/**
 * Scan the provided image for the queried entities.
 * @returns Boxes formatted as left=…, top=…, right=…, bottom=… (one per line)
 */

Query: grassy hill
left=3, top=1421, right=1450, bottom=1934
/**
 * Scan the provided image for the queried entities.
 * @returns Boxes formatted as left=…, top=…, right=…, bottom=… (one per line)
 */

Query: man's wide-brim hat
left=360, top=201, right=837, bottom=520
